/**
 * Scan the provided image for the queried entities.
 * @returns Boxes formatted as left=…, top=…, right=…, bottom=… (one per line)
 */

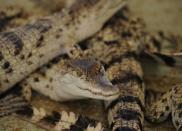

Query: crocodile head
left=58, top=59, right=119, bottom=101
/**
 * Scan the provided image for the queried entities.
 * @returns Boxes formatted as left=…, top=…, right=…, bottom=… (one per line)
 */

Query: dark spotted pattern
left=106, top=52, right=138, bottom=69
left=116, top=109, right=142, bottom=121
left=25, top=18, right=52, bottom=33
left=146, top=84, right=182, bottom=130
left=41, top=111, right=61, bottom=125
left=36, top=35, right=44, bottom=48
left=107, top=96, right=144, bottom=112
left=2, top=61, right=10, bottom=69
left=1, top=32, right=23, bottom=55
left=111, top=72, right=143, bottom=86
left=75, top=115, right=97, bottom=129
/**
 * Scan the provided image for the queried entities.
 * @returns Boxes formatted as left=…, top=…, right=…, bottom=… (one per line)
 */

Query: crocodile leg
left=0, top=95, right=107, bottom=131
left=0, top=95, right=28, bottom=117
left=15, top=105, right=107, bottom=131
left=0, top=85, right=108, bottom=131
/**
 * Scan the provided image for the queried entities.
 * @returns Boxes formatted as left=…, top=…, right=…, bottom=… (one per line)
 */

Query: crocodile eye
left=89, top=62, right=102, bottom=76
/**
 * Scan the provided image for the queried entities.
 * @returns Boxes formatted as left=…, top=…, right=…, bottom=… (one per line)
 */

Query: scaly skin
left=16, top=106, right=106, bottom=131
left=0, top=7, right=22, bottom=32
left=0, top=0, right=126, bottom=94
left=0, top=94, right=107, bottom=131
left=85, top=13, right=182, bottom=130
left=16, top=10, right=145, bottom=131
left=146, top=83, right=182, bottom=131
left=0, top=9, right=145, bottom=131
left=82, top=12, right=145, bottom=131
left=140, top=30, right=182, bottom=68
left=20, top=55, right=119, bottom=101
left=0, top=6, right=181, bottom=131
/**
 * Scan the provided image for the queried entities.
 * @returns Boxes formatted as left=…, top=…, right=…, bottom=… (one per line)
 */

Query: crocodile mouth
left=58, top=73, right=119, bottom=101
left=76, top=84, right=120, bottom=100
left=66, top=59, right=120, bottom=100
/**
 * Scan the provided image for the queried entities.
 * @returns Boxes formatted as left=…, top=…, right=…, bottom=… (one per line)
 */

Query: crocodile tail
left=106, top=58, right=145, bottom=131
left=106, top=88, right=145, bottom=131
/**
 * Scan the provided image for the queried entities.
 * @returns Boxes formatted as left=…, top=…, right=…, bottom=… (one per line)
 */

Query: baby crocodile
left=0, top=0, right=126, bottom=94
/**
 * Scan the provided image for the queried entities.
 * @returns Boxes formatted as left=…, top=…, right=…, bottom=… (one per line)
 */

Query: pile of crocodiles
left=0, top=0, right=181, bottom=131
